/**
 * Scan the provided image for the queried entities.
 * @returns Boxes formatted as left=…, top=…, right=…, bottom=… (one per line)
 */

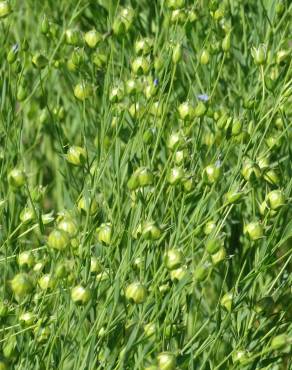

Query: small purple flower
left=154, top=78, right=159, bottom=87
left=197, top=93, right=209, bottom=102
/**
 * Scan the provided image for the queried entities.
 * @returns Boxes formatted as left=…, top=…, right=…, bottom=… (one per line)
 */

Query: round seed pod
left=38, top=274, right=56, bottom=291
left=200, top=49, right=210, bottom=65
left=220, top=291, right=234, bottom=312
left=170, top=265, right=189, bottom=282
left=97, top=223, right=112, bottom=245
left=19, top=311, right=35, bottom=327
left=172, top=43, right=182, bottom=64
left=225, top=189, right=244, bottom=204
left=164, top=249, right=185, bottom=270
left=232, top=350, right=249, bottom=364
left=71, top=285, right=91, bottom=305
left=0, top=1, right=12, bottom=18
left=84, top=29, right=102, bottom=48
left=20, top=207, right=35, bottom=223
left=144, top=322, right=156, bottom=338
left=178, top=101, right=194, bottom=120
left=18, top=251, right=35, bottom=268
left=134, top=37, right=153, bottom=55
left=0, top=301, right=8, bottom=318
left=131, top=56, right=150, bottom=75
left=74, top=82, right=92, bottom=101
left=138, top=167, right=154, bottom=187
left=270, top=334, right=291, bottom=350
left=47, top=229, right=70, bottom=251
left=241, top=160, right=261, bottom=181
left=66, top=146, right=87, bottom=166
left=204, top=220, right=216, bottom=235
left=157, top=352, right=176, bottom=370
left=251, top=44, right=266, bottom=65
left=65, top=29, right=81, bottom=46
left=244, top=222, right=263, bottom=240
left=11, top=273, right=34, bottom=298
left=90, top=257, right=102, bottom=274
left=77, top=195, right=98, bottom=215
left=34, top=325, right=51, bottom=343
left=166, top=0, right=185, bottom=10
left=211, top=247, right=226, bottom=265
left=194, top=262, right=211, bottom=282
left=222, top=32, right=231, bottom=52
left=203, top=164, right=221, bottom=184
left=125, top=282, right=147, bottom=304
left=8, top=168, right=26, bottom=188
left=167, top=167, right=184, bottom=185
left=32, top=53, right=48, bottom=69
left=266, top=190, right=285, bottom=210
left=58, top=217, right=78, bottom=237
left=141, top=221, right=161, bottom=241
left=205, top=238, right=222, bottom=254
left=7, top=44, right=19, bottom=64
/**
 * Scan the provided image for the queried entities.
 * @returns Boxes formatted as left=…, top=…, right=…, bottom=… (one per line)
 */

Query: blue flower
left=197, top=93, right=209, bottom=102
left=154, top=78, right=159, bottom=87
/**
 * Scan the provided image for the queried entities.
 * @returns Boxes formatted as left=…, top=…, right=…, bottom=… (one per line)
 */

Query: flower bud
left=32, top=53, right=48, bottom=69
left=178, top=101, right=194, bottom=120
left=71, top=285, right=91, bottom=305
left=66, top=145, right=87, bottom=166
left=47, top=229, right=70, bottom=251
left=8, top=168, right=26, bottom=188
left=18, top=251, right=35, bottom=268
left=125, top=282, right=147, bottom=304
left=172, top=43, right=182, bottom=64
left=84, top=29, right=102, bottom=48
left=141, top=221, right=162, bottom=241
left=157, top=351, right=176, bottom=370
left=131, top=56, right=150, bottom=75
left=11, top=273, right=34, bottom=298
left=0, top=1, right=12, bottom=18
left=200, top=49, right=210, bottom=65
left=251, top=44, right=266, bottom=65
left=97, top=223, right=112, bottom=245
left=244, top=222, right=263, bottom=240
left=73, top=82, right=92, bottom=101
left=167, top=167, right=184, bottom=185
left=164, top=249, right=185, bottom=270
left=220, top=291, right=233, bottom=312
left=270, top=334, right=291, bottom=350
left=203, top=164, right=221, bottom=184
left=266, top=190, right=285, bottom=210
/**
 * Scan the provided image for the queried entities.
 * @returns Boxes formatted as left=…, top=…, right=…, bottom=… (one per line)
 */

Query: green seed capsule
left=164, top=249, right=185, bottom=270
left=19, top=311, right=35, bottom=327
left=266, top=190, right=285, bottom=210
left=90, top=257, right=102, bottom=274
left=194, top=101, right=207, bottom=117
left=166, top=0, right=185, bottom=10
left=7, top=44, right=19, bottom=64
left=65, top=29, right=81, bottom=46
left=125, top=282, right=147, bottom=304
left=131, top=56, right=150, bottom=75
left=276, top=49, right=289, bottom=65
left=18, top=251, right=35, bottom=268
left=112, top=7, right=134, bottom=35
left=109, top=84, right=124, bottom=103
left=167, top=167, right=184, bottom=185
left=0, top=360, right=8, bottom=370
left=97, top=223, right=112, bottom=245
left=194, top=262, right=211, bottom=282
left=58, top=217, right=78, bottom=237
left=3, top=337, right=18, bottom=361
left=11, top=273, right=34, bottom=298
left=178, top=101, right=194, bottom=120
left=84, top=29, right=102, bottom=48
left=275, top=1, right=285, bottom=16
left=8, top=168, right=26, bottom=188
left=232, top=350, right=249, bottom=364
left=172, top=43, right=182, bottom=64
left=222, top=32, right=231, bottom=52
left=144, top=322, right=156, bottom=337
left=231, top=120, right=242, bottom=136
left=241, top=160, right=261, bottom=181
left=225, top=189, right=244, bottom=203
left=20, top=207, right=34, bottom=223
left=138, top=167, right=154, bottom=187
left=141, top=221, right=161, bottom=241
left=200, top=49, right=210, bottom=65
left=32, top=53, right=48, bottom=69
left=211, top=247, right=226, bottom=265
left=251, top=44, right=266, bottom=65
left=270, top=334, right=291, bottom=350
left=204, top=220, right=216, bottom=235
left=205, top=238, right=222, bottom=254
left=71, top=285, right=91, bottom=304
left=77, top=195, right=98, bottom=215
left=66, top=146, right=87, bottom=166
left=0, top=301, right=8, bottom=318
left=170, top=9, right=187, bottom=24
left=0, top=1, right=12, bottom=18
left=134, top=37, right=153, bottom=54
left=41, top=15, right=49, bottom=34
left=34, top=325, right=51, bottom=343
left=203, top=164, right=221, bottom=184
left=170, top=265, right=189, bottom=282
left=263, top=169, right=280, bottom=185
left=47, top=229, right=70, bottom=251
left=221, top=291, right=233, bottom=312
left=73, top=82, right=92, bottom=101
left=38, top=274, right=56, bottom=290
left=157, top=352, right=176, bottom=370
left=244, top=222, right=263, bottom=240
